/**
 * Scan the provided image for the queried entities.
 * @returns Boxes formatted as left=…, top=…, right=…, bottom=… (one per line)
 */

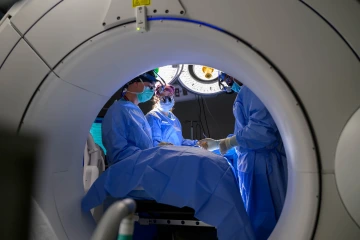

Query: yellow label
left=132, top=0, right=151, bottom=8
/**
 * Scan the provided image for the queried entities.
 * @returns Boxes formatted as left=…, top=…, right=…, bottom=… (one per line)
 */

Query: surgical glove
left=158, top=142, right=173, bottom=146
left=219, top=136, right=239, bottom=155
left=198, top=138, right=220, bottom=151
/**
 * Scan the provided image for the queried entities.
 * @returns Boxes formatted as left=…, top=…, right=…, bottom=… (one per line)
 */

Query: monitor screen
left=90, top=117, right=106, bottom=155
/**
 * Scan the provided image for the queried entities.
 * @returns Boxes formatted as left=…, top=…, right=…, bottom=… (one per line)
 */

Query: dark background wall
left=139, top=93, right=237, bottom=141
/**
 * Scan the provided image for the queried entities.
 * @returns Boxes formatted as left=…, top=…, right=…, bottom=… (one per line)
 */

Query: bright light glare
left=156, top=65, right=182, bottom=84
left=178, top=65, right=225, bottom=95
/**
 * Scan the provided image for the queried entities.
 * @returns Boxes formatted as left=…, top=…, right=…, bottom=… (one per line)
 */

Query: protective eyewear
left=160, top=96, right=174, bottom=103
left=219, top=73, right=234, bottom=86
left=139, top=78, right=155, bottom=91
left=147, top=85, right=155, bottom=91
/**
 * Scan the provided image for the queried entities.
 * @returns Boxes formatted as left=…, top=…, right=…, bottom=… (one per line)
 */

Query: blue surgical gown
left=234, top=86, right=288, bottom=240
left=146, top=108, right=197, bottom=146
left=102, top=99, right=153, bottom=165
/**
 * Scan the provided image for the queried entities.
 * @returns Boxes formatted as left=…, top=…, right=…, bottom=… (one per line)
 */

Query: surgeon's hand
left=197, top=138, right=220, bottom=151
left=219, top=136, right=239, bottom=155
left=158, top=142, right=173, bottom=146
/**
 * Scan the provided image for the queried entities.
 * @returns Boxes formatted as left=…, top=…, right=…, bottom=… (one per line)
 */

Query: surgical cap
left=127, top=70, right=157, bottom=86
left=155, top=84, right=175, bottom=97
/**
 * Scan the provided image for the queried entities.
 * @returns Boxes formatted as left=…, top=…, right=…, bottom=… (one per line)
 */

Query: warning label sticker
left=132, top=0, right=151, bottom=8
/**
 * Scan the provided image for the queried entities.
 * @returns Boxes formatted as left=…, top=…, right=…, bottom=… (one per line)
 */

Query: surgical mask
left=158, top=100, right=175, bottom=112
left=127, top=79, right=155, bottom=103
left=137, top=86, right=154, bottom=103
left=231, top=82, right=241, bottom=93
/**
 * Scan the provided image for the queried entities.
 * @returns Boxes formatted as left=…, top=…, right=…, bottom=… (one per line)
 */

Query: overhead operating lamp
left=202, top=66, right=215, bottom=79
left=154, top=65, right=183, bottom=84
left=178, top=65, right=228, bottom=95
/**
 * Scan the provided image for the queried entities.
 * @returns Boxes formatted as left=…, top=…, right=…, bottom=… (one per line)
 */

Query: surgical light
left=178, top=65, right=225, bottom=95
left=202, top=66, right=215, bottom=79
left=154, top=65, right=183, bottom=84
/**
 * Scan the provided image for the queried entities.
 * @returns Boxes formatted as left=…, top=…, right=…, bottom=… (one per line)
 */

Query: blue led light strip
left=148, top=17, right=225, bottom=33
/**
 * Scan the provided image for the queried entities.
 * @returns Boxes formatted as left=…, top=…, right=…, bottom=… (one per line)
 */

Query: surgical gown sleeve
left=102, top=101, right=153, bottom=165
left=234, top=89, right=278, bottom=150
left=146, top=113, right=162, bottom=146
left=103, top=112, right=141, bottom=164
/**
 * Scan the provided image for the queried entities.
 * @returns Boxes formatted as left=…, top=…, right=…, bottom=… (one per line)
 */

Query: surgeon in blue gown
left=199, top=73, right=288, bottom=240
left=101, top=70, right=161, bottom=238
left=146, top=84, right=198, bottom=147
left=102, top=70, right=158, bottom=165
